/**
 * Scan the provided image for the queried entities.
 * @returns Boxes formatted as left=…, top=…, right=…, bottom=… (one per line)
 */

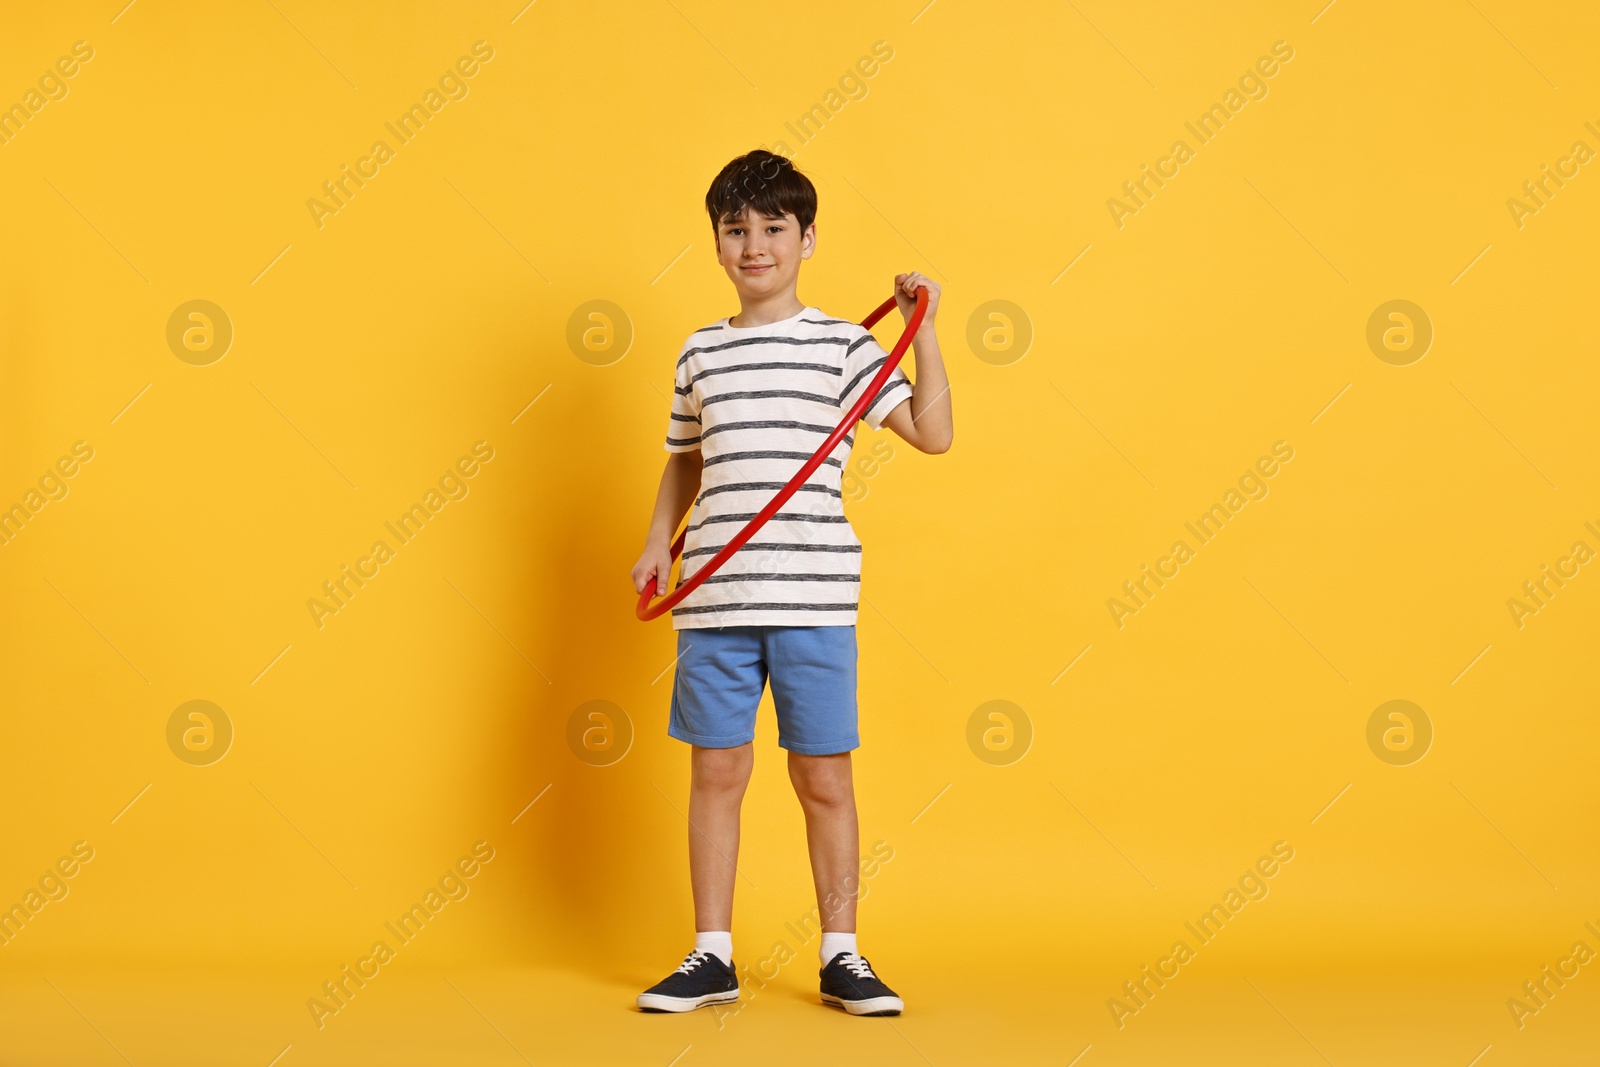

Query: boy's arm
left=645, top=449, right=702, bottom=548
left=636, top=449, right=702, bottom=595
left=878, top=274, right=953, bottom=454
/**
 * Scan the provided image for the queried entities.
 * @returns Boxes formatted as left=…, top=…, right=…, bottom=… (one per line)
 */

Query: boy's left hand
left=894, top=272, right=939, bottom=332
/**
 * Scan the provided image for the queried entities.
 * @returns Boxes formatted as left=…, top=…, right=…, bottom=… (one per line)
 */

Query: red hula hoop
left=637, top=285, right=929, bottom=622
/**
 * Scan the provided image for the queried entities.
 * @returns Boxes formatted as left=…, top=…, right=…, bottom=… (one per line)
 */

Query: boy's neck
left=729, top=292, right=806, bottom=328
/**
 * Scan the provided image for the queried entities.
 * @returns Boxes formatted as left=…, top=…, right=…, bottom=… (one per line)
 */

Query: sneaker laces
left=674, top=950, right=711, bottom=975
left=841, top=953, right=876, bottom=980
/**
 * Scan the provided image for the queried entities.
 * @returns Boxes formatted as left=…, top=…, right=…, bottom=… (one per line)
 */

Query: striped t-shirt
left=663, top=304, right=914, bottom=630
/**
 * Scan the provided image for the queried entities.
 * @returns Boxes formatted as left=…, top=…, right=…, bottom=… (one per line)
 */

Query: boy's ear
left=801, top=222, right=816, bottom=259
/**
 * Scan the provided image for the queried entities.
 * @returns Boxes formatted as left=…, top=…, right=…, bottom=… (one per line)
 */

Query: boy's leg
left=767, top=626, right=905, bottom=1015
left=790, top=752, right=904, bottom=1016
left=639, top=628, right=764, bottom=1013
left=765, top=625, right=863, bottom=930
left=688, top=741, right=755, bottom=931
left=638, top=744, right=750, bottom=1013
left=668, top=627, right=767, bottom=934
left=786, top=751, right=860, bottom=932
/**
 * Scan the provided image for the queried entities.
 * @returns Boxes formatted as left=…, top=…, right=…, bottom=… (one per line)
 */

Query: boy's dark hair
left=705, top=149, right=817, bottom=239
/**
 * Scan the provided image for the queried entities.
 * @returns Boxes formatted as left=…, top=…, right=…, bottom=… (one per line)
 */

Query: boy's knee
left=692, top=745, right=753, bottom=792
left=789, top=755, right=853, bottom=807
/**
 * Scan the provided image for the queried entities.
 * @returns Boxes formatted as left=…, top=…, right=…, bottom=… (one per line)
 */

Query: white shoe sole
left=821, top=992, right=904, bottom=1016
left=638, top=990, right=740, bottom=1013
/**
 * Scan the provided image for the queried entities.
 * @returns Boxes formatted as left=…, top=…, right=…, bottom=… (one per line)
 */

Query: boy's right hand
left=632, top=542, right=675, bottom=597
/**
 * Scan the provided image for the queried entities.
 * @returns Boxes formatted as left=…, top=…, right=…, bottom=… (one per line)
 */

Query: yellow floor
left=3, top=964, right=1594, bottom=1066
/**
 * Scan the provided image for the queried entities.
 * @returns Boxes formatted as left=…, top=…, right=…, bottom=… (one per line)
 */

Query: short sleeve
left=663, top=348, right=702, bottom=452
left=839, top=330, right=913, bottom=431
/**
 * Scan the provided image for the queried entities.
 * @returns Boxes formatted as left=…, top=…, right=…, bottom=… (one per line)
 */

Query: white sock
left=695, top=930, right=733, bottom=967
left=820, top=931, right=857, bottom=965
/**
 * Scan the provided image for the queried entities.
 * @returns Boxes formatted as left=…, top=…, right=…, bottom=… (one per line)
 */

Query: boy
left=630, top=149, right=953, bottom=1016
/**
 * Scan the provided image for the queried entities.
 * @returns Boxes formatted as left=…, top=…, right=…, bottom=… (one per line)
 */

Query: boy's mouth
left=741, top=263, right=774, bottom=274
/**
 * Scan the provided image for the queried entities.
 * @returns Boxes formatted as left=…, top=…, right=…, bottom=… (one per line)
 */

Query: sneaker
left=819, top=951, right=904, bottom=1016
left=637, top=950, right=740, bottom=1013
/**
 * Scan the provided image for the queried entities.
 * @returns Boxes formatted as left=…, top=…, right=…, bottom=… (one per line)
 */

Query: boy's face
left=713, top=206, right=814, bottom=300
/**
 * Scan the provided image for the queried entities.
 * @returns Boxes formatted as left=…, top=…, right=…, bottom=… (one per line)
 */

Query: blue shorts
left=668, top=625, right=859, bottom=755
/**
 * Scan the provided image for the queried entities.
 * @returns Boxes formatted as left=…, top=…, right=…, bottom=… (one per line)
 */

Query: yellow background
left=2, top=1, right=1597, bottom=1063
